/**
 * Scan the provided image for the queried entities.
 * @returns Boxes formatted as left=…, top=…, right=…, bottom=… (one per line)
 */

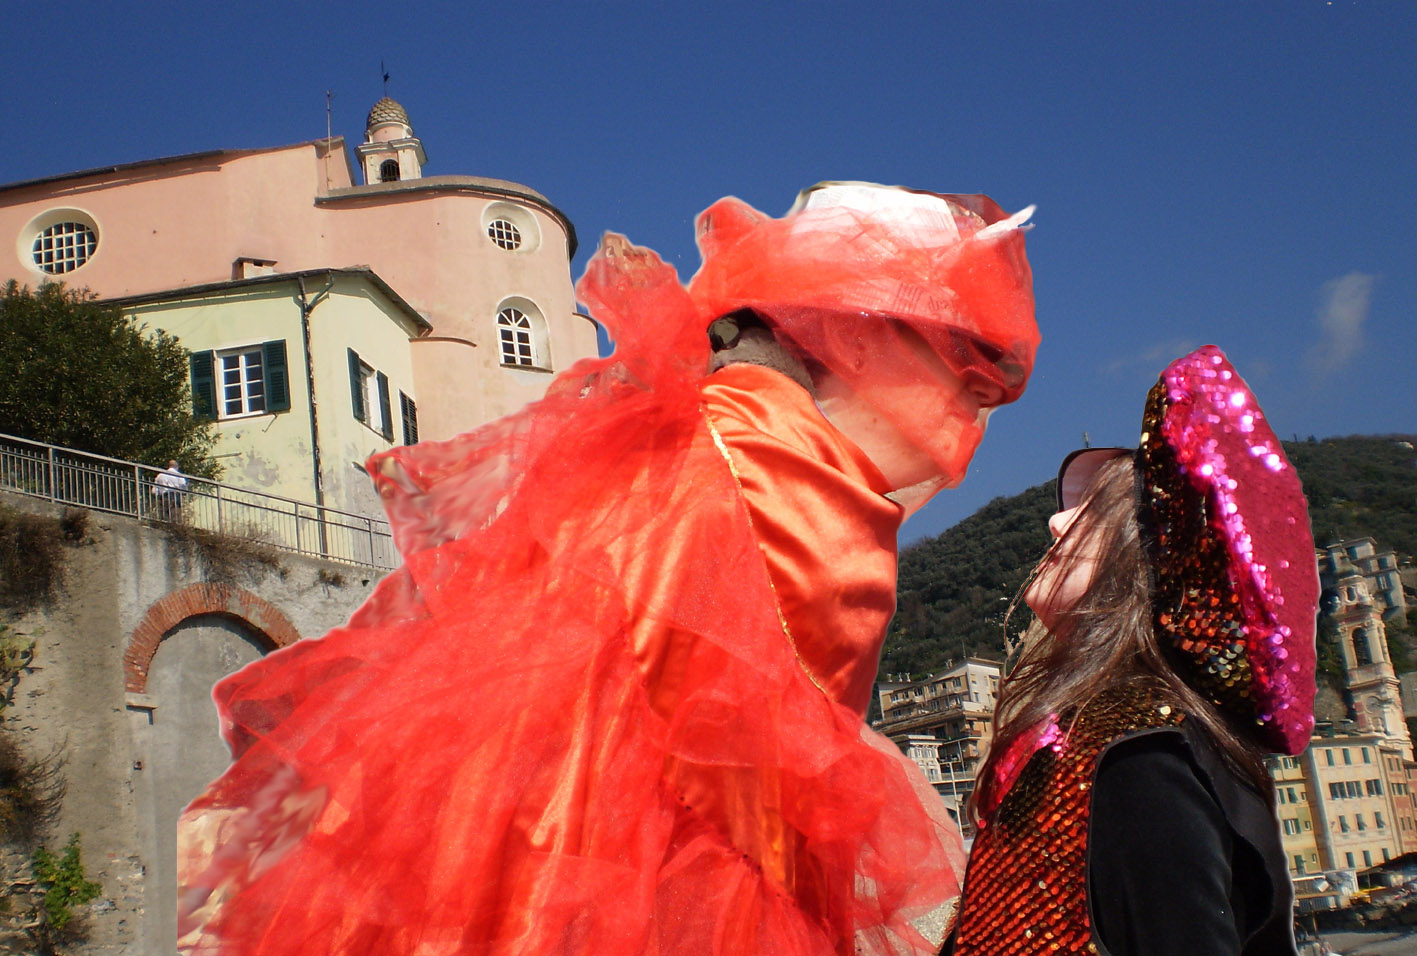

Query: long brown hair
left=970, top=455, right=1271, bottom=820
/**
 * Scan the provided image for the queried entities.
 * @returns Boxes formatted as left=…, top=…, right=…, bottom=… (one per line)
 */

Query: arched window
left=379, top=159, right=401, bottom=183
left=495, top=300, right=551, bottom=370
left=1352, top=627, right=1373, bottom=667
left=498, top=307, right=536, bottom=367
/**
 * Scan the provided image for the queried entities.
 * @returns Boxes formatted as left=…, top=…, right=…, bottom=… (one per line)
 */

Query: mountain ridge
left=883, top=434, right=1417, bottom=678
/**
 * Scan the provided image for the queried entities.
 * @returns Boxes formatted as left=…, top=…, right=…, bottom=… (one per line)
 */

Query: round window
left=487, top=219, right=522, bottom=251
left=481, top=202, right=540, bottom=254
left=33, top=220, right=98, bottom=274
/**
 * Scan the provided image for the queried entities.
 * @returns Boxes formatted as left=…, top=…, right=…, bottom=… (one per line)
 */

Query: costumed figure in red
left=176, top=182, right=1038, bottom=956
left=949, top=346, right=1317, bottom=955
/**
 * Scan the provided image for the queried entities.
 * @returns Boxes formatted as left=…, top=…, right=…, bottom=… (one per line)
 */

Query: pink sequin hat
left=1060, top=346, right=1319, bottom=754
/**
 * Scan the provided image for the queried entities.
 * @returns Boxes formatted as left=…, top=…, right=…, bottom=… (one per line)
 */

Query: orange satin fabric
left=700, top=364, right=902, bottom=717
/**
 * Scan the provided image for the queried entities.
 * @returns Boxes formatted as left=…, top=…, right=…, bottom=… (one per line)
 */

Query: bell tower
left=1330, top=562, right=1412, bottom=759
left=356, top=96, right=426, bottom=185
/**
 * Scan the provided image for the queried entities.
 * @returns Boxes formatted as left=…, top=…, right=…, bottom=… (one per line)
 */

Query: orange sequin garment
left=952, top=684, right=1185, bottom=955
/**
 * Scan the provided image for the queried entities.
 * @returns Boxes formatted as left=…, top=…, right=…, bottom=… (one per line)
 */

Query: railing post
left=46, top=446, right=56, bottom=502
left=216, top=484, right=224, bottom=535
left=294, top=503, right=303, bottom=555
left=367, top=516, right=375, bottom=566
left=135, top=464, right=144, bottom=520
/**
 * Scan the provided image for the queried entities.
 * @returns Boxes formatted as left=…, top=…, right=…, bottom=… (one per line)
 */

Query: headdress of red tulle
left=689, top=182, right=1038, bottom=488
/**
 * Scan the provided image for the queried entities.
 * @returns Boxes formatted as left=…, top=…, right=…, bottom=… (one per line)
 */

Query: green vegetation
left=33, top=835, right=101, bottom=933
left=0, top=281, right=218, bottom=477
left=0, top=641, right=98, bottom=953
left=886, top=482, right=1053, bottom=676
left=1287, top=436, right=1417, bottom=560
left=885, top=435, right=1417, bottom=677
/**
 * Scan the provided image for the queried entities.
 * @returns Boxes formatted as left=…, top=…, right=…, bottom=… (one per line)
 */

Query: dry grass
left=160, top=520, right=286, bottom=584
left=0, top=736, right=63, bottom=847
left=0, top=507, right=66, bottom=612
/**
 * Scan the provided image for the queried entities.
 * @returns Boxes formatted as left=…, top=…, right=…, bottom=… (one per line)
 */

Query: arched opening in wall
left=137, top=614, right=271, bottom=954
left=495, top=297, right=551, bottom=371
left=379, top=159, right=401, bottom=183
left=1353, top=627, right=1374, bottom=667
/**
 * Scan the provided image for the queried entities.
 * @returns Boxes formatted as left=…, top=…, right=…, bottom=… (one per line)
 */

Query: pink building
left=0, top=97, right=598, bottom=444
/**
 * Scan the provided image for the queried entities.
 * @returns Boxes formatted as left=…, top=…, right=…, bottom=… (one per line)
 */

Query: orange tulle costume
left=176, top=184, right=1038, bottom=956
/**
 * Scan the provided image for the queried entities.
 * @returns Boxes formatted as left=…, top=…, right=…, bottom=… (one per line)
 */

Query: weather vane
left=381, top=60, right=390, bottom=96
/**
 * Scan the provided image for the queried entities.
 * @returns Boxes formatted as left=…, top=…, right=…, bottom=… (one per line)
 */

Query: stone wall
left=0, top=492, right=384, bottom=954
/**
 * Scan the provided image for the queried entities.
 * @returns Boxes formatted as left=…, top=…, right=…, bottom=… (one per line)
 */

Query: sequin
left=1137, top=346, right=1318, bottom=756
left=953, top=684, right=1187, bottom=954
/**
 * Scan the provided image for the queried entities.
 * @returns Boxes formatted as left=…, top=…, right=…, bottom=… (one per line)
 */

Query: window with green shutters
left=348, top=348, right=395, bottom=440
left=190, top=340, right=290, bottom=420
left=400, top=392, right=419, bottom=445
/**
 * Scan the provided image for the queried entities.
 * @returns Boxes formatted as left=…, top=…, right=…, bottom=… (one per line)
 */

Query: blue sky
left=8, top=1, right=1414, bottom=541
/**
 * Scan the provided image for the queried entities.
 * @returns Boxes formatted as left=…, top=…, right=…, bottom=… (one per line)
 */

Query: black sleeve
left=1087, top=731, right=1241, bottom=956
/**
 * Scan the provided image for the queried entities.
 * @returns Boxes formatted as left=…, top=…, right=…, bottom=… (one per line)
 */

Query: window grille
left=487, top=219, right=522, bottom=250
left=33, top=221, right=98, bottom=274
left=221, top=348, right=267, bottom=416
left=498, top=307, right=535, bottom=366
left=379, top=159, right=401, bottom=183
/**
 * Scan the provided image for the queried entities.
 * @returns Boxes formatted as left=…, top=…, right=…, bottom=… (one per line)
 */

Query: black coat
left=1085, top=724, right=1296, bottom=955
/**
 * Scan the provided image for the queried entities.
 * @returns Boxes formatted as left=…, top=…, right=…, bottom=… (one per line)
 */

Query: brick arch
left=124, top=583, right=301, bottom=693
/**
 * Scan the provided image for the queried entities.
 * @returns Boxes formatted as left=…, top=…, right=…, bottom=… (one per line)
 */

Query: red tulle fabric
left=177, top=232, right=969, bottom=955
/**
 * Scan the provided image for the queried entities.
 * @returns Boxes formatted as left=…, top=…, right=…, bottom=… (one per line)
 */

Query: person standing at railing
left=154, top=459, right=188, bottom=522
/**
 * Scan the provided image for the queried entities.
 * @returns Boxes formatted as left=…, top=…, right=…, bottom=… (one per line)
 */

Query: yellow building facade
left=110, top=268, right=427, bottom=519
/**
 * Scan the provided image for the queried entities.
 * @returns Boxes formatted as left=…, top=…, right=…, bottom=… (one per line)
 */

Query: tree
left=0, top=282, right=218, bottom=476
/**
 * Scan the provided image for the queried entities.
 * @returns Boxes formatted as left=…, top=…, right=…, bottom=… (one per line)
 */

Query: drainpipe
left=296, top=274, right=335, bottom=512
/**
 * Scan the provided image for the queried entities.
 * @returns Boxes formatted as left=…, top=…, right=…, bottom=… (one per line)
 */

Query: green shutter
left=190, top=351, right=216, bottom=420
left=400, top=392, right=419, bottom=445
left=263, top=340, right=290, bottom=412
left=377, top=371, right=393, bottom=441
left=348, top=349, right=365, bottom=422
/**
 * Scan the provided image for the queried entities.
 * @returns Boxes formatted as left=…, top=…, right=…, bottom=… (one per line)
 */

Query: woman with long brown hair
left=949, top=345, right=1317, bottom=955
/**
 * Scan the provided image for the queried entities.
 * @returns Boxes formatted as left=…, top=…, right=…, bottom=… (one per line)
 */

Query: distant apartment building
left=1298, top=734, right=1407, bottom=871
left=0, top=96, right=598, bottom=509
left=1271, top=753, right=1323, bottom=875
left=875, top=657, right=1002, bottom=831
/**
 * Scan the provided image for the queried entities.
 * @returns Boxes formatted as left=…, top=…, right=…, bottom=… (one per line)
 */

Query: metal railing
left=0, top=432, right=397, bottom=570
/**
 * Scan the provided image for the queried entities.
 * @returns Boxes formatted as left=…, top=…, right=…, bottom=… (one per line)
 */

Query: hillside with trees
left=883, top=435, right=1417, bottom=678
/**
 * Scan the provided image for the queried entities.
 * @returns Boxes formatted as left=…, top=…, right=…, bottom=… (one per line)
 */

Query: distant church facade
left=0, top=97, right=598, bottom=499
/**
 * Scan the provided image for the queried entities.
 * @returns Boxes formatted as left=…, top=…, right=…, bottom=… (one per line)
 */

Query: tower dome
left=367, top=97, right=412, bottom=134
left=357, top=95, right=426, bottom=184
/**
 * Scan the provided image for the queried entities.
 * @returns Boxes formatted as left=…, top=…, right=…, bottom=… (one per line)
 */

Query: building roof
left=319, top=175, right=579, bottom=258
left=0, top=138, right=351, bottom=198
left=0, top=138, right=577, bottom=258
left=100, top=266, right=434, bottom=334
